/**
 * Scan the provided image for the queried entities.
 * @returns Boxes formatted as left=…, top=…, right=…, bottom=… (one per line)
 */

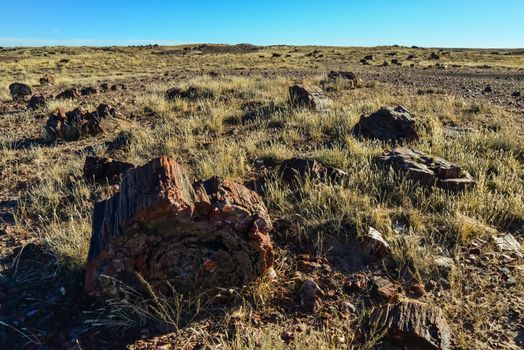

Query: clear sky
left=0, top=0, right=522, bottom=48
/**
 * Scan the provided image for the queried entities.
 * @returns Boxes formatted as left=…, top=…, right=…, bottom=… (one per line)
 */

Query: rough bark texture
left=85, top=156, right=274, bottom=297
left=374, top=147, right=475, bottom=192
left=288, top=84, right=331, bottom=112
left=370, top=300, right=452, bottom=350
left=354, top=106, right=420, bottom=142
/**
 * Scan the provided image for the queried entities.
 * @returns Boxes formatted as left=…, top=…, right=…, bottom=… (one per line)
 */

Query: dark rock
left=407, top=54, right=416, bottom=60
left=370, top=300, right=452, bottom=350
left=39, top=74, right=55, bottom=86
left=484, top=85, right=493, bottom=93
left=429, top=52, right=440, bottom=60
left=27, top=95, right=47, bottom=110
left=374, top=147, right=475, bottom=192
left=272, top=53, right=282, bottom=58
left=110, top=83, right=126, bottom=91
left=512, top=91, right=521, bottom=97
left=165, top=86, right=214, bottom=100
left=83, top=156, right=135, bottom=185
left=354, top=105, right=419, bottom=142
left=299, top=279, right=323, bottom=312
left=288, top=84, right=331, bottom=112
left=56, top=87, right=81, bottom=100
left=85, top=157, right=274, bottom=297
left=279, top=158, right=348, bottom=185
left=9, top=83, right=32, bottom=100
left=80, top=86, right=99, bottom=96
left=364, top=54, right=375, bottom=60
left=382, top=61, right=390, bottom=67
left=328, top=71, right=358, bottom=88
left=100, top=83, right=110, bottom=90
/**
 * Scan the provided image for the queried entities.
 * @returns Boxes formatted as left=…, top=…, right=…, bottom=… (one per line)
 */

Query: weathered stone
left=56, top=87, right=81, bottom=100
left=85, top=157, right=274, bottom=297
left=110, top=83, right=126, bottom=91
left=512, top=91, right=521, bottom=97
left=354, top=106, right=420, bottom=142
left=430, top=52, right=440, bottom=60
left=373, top=276, right=401, bottom=302
left=27, top=95, right=47, bottom=110
left=299, top=279, right=323, bottom=312
left=39, top=74, right=55, bottom=86
left=370, top=300, right=452, bottom=350
left=165, top=86, right=214, bottom=100
left=328, top=71, right=357, bottom=87
left=374, top=147, right=475, bottom=192
left=44, top=103, right=115, bottom=142
left=279, top=157, right=348, bottom=185
left=484, top=85, right=493, bottom=93
left=288, top=84, right=331, bottom=112
left=345, top=273, right=368, bottom=292
left=364, top=227, right=392, bottom=257
left=492, top=234, right=523, bottom=258
left=9, top=83, right=32, bottom=100
left=364, top=54, right=375, bottom=60
left=407, top=54, right=416, bottom=60
left=83, top=156, right=135, bottom=185
left=80, top=86, right=99, bottom=96
left=100, top=82, right=110, bottom=90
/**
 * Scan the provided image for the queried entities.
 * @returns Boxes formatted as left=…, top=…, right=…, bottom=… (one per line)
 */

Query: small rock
left=354, top=105, right=419, bottom=142
left=83, top=156, right=136, bottom=185
left=81, top=86, right=99, bottom=96
left=299, top=278, right=323, bottom=312
left=279, top=157, right=348, bottom=185
left=372, top=276, right=401, bottom=303
left=56, top=87, right=81, bottom=100
left=288, top=84, right=331, bottom=112
left=364, top=54, right=375, bottom=60
left=484, top=85, right=493, bottom=93
left=9, top=83, right=32, bottom=100
left=110, top=83, right=126, bottom=91
left=39, top=74, right=55, bottom=86
left=345, top=273, right=368, bottom=292
left=166, top=86, right=213, bottom=100
left=27, top=95, right=47, bottom=110
left=364, top=227, right=392, bottom=257
left=492, top=234, right=523, bottom=258
left=512, top=91, right=521, bottom=97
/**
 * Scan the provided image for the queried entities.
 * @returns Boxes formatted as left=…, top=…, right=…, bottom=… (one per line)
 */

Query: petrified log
left=374, top=147, right=475, bottom=192
left=9, top=83, right=32, bottom=100
left=289, top=85, right=331, bottom=112
left=83, top=156, right=135, bottom=185
left=44, top=103, right=117, bottom=142
left=370, top=300, right=451, bottom=350
left=279, top=157, right=348, bottom=185
left=27, top=95, right=47, bottom=110
left=56, top=87, right=81, bottom=100
left=354, top=106, right=419, bottom=142
left=85, top=156, right=274, bottom=297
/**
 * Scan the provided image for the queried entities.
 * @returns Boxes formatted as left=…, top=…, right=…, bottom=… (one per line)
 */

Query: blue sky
left=0, top=0, right=522, bottom=48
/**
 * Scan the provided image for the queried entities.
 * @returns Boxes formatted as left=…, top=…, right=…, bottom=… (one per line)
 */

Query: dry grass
left=0, top=45, right=523, bottom=349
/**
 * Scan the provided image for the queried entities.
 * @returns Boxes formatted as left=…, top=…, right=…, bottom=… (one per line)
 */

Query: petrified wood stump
left=370, top=300, right=452, bottom=350
left=354, top=106, right=420, bottom=142
left=85, top=156, right=274, bottom=297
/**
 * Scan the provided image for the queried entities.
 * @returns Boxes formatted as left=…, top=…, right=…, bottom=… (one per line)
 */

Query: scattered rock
left=279, top=157, right=348, bottom=185
left=80, top=86, right=99, bottom=96
left=85, top=157, right=274, bottom=297
left=374, top=147, right=475, bottom=192
left=44, top=103, right=116, bottom=142
left=429, top=52, right=440, bottom=60
left=407, top=54, right=416, bottom=60
left=345, top=273, right=368, bottom=292
left=353, top=105, right=420, bottom=142
left=288, top=84, right=331, bottom=112
left=360, top=59, right=371, bottom=65
left=83, top=156, right=135, bottom=185
left=100, top=82, right=110, bottom=90
left=39, top=74, right=55, bottom=86
left=492, top=234, right=523, bottom=258
left=165, top=86, right=214, bottom=100
left=9, top=83, right=32, bottom=100
left=272, top=53, right=282, bottom=58
left=364, top=227, right=392, bottom=257
left=372, top=276, right=401, bottom=302
left=370, top=300, right=452, bottom=350
left=364, top=54, right=375, bottom=60
left=328, top=71, right=358, bottom=88
left=27, top=95, right=47, bottom=110
left=299, top=279, right=323, bottom=312
left=484, top=85, right=493, bottom=93
left=511, top=91, right=521, bottom=97
left=56, top=87, right=81, bottom=100
left=382, top=61, right=390, bottom=67
left=110, top=83, right=126, bottom=91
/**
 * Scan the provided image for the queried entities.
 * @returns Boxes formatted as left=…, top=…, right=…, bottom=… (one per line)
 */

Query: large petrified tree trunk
left=85, top=156, right=274, bottom=297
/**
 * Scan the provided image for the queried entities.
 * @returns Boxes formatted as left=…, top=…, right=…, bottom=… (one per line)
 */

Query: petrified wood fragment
left=354, top=106, right=420, bottom=142
left=370, top=300, right=451, bottom=350
left=85, top=156, right=274, bottom=297
left=83, top=156, right=135, bottom=185
left=289, top=84, right=331, bottom=112
left=374, top=147, right=475, bottom=192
